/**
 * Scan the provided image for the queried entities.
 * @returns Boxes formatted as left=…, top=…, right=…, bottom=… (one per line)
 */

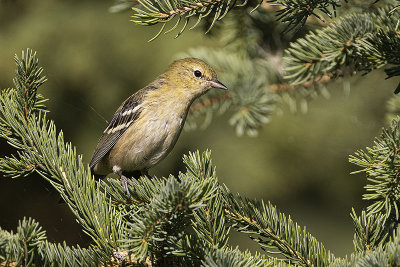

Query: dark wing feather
left=89, top=92, right=144, bottom=169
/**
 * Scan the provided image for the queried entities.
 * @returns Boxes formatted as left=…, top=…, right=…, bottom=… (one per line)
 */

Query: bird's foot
left=120, top=174, right=134, bottom=197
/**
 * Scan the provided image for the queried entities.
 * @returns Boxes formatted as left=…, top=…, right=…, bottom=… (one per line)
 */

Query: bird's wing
left=89, top=91, right=145, bottom=169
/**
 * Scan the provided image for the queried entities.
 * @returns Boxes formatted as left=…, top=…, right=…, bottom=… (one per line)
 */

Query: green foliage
left=335, top=229, right=400, bottom=266
left=202, top=247, right=270, bottom=266
left=0, top=217, right=102, bottom=266
left=284, top=6, right=400, bottom=85
left=4, top=0, right=400, bottom=264
left=7, top=49, right=400, bottom=266
left=267, top=0, right=343, bottom=32
left=130, top=0, right=247, bottom=40
left=350, top=119, right=400, bottom=220
left=223, top=187, right=335, bottom=266
left=350, top=210, right=389, bottom=252
left=1, top=49, right=280, bottom=265
left=13, top=49, right=48, bottom=118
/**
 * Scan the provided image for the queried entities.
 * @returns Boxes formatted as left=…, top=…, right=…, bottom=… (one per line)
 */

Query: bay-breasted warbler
left=89, top=58, right=227, bottom=195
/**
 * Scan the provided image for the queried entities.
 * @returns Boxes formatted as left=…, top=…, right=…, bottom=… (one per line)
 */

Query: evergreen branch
left=119, top=150, right=232, bottom=264
left=0, top=50, right=125, bottom=261
left=284, top=12, right=375, bottom=85
left=349, top=117, right=400, bottom=221
left=122, top=172, right=219, bottom=261
left=335, top=227, right=400, bottom=266
left=12, top=49, right=48, bottom=118
left=0, top=217, right=46, bottom=266
left=0, top=218, right=102, bottom=266
left=351, top=209, right=389, bottom=252
left=202, top=247, right=271, bottom=266
left=223, top=186, right=334, bottom=266
left=0, top=152, right=38, bottom=178
left=192, top=195, right=230, bottom=249
left=284, top=7, right=400, bottom=86
left=183, top=151, right=231, bottom=250
left=182, top=150, right=216, bottom=180
left=130, top=0, right=247, bottom=39
left=267, top=0, right=344, bottom=32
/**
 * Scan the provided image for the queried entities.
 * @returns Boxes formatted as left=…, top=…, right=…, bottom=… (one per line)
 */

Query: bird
left=89, top=58, right=227, bottom=195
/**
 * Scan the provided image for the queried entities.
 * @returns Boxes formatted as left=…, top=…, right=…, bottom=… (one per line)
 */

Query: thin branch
left=269, top=74, right=331, bottom=92
left=189, top=92, right=235, bottom=113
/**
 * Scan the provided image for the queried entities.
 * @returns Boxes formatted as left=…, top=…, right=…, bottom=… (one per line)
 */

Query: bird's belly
left=109, top=116, right=183, bottom=172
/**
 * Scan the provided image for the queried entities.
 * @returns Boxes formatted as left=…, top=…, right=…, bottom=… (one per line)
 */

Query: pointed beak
left=209, top=80, right=228, bottom=90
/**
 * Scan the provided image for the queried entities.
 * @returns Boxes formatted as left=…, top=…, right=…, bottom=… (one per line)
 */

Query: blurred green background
left=0, top=0, right=398, bottom=258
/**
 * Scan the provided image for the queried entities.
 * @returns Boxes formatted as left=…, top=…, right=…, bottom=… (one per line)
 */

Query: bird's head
left=165, top=58, right=227, bottom=98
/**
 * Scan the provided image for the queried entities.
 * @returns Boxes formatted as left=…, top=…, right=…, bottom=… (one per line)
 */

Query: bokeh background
left=0, top=0, right=398, bottom=258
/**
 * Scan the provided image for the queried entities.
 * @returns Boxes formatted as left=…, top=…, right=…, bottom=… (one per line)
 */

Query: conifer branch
left=334, top=227, right=400, bottom=266
left=131, top=0, right=245, bottom=39
left=351, top=210, right=389, bottom=252
left=0, top=49, right=125, bottom=263
left=350, top=118, right=400, bottom=221
left=6, top=43, right=400, bottom=265
left=202, top=247, right=270, bottom=266
left=349, top=117, right=400, bottom=258
left=267, top=0, right=344, bottom=32
left=0, top=53, right=267, bottom=265
left=0, top=218, right=102, bottom=266
left=222, top=187, right=335, bottom=266
left=183, top=151, right=231, bottom=250
left=12, top=49, right=48, bottom=119
left=122, top=174, right=219, bottom=261
left=284, top=7, right=400, bottom=88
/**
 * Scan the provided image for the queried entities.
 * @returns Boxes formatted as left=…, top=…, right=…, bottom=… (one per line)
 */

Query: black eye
left=194, top=70, right=202, bottom=78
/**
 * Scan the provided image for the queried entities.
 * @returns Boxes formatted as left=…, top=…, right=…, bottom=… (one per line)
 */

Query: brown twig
left=189, top=91, right=235, bottom=114
left=188, top=75, right=332, bottom=114
left=269, top=74, right=331, bottom=93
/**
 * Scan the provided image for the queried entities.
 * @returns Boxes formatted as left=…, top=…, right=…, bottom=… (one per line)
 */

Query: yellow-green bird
left=89, top=58, right=227, bottom=195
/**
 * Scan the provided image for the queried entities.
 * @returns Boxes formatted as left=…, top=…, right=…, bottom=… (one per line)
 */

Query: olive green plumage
left=89, top=58, right=227, bottom=194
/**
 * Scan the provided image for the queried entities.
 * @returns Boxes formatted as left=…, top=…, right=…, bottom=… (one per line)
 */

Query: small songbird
left=89, top=58, right=227, bottom=195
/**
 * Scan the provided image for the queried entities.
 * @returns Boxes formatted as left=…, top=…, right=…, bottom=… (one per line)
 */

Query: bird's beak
left=209, top=80, right=228, bottom=90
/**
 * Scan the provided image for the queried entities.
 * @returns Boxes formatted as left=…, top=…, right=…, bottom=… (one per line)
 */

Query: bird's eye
left=194, top=70, right=202, bottom=78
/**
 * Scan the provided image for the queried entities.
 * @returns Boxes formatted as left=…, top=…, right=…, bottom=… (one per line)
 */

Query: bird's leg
left=113, top=167, right=134, bottom=196
left=120, top=173, right=134, bottom=197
